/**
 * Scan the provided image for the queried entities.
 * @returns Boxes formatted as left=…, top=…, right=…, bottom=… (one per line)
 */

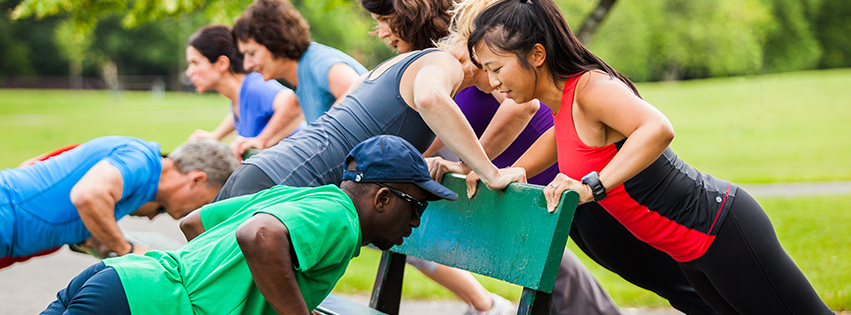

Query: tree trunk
left=70, top=59, right=82, bottom=90
left=576, top=0, right=618, bottom=45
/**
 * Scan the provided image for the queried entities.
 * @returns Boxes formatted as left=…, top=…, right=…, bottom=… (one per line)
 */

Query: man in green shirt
left=42, top=135, right=457, bottom=315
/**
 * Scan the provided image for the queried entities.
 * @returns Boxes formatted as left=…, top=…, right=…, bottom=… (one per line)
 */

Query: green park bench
left=316, top=173, right=579, bottom=315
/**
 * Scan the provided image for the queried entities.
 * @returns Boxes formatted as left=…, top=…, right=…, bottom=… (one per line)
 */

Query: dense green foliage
left=1, top=0, right=389, bottom=85
left=587, top=0, right=851, bottom=81
left=2, top=0, right=850, bottom=86
left=1, top=70, right=849, bottom=309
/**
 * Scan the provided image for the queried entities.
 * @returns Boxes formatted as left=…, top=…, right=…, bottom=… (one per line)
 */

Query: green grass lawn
left=1, top=68, right=850, bottom=309
left=0, top=89, right=231, bottom=168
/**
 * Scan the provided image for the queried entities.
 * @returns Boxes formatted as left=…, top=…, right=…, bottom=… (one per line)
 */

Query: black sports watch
left=580, top=171, right=607, bottom=202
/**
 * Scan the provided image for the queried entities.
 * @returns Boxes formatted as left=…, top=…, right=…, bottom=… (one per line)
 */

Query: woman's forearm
left=417, top=91, right=498, bottom=181
left=511, top=127, right=558, bottom=178
left=210, top=113, right=236, bottom=140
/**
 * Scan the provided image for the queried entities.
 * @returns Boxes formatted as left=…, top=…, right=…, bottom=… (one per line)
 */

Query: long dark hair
left=467, top=0, right=639, bottom=96
left=187, top=25, right=247, bottom=74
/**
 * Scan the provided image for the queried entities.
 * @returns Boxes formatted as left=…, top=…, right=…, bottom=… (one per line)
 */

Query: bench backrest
left=390, top=173, right=578, bottom=293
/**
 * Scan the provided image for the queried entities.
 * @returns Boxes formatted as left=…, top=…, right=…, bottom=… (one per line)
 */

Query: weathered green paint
left=391, top=173, right=578, bottom=293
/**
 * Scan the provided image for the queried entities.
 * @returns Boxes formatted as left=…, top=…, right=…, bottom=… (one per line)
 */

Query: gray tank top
left=244, top=49, right=440, bottom=186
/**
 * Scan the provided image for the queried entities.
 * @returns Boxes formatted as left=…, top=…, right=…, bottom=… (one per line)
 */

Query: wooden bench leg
left=370, top=251, right=407, bottom=315
left=517, top=287, right=553, bottom=315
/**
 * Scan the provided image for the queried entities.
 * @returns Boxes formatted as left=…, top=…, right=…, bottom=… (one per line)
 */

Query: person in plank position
left=42, top=135, right=457, bottom=315
left=0, top=137, right=237, bottom=268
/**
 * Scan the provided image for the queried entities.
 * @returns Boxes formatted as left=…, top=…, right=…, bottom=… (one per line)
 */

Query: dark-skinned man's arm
left=236, top=213, right=310, bottom=314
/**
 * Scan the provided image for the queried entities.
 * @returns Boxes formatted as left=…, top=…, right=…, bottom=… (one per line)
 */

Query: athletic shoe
left=463, top=293, right=516, bottom=315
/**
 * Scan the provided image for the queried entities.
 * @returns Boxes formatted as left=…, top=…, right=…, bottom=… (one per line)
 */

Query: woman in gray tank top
left=212, top=47, right=526, bottom=201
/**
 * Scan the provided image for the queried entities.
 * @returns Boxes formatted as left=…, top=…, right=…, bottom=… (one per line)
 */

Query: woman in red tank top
left=465, top=0, right=834, bottom=314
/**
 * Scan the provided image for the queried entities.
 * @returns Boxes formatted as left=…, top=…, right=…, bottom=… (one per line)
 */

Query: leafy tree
left=9, top=0, right=386, bottom=82
left=761, top=0, right=822, bottom=72
left=54, top=19, right=94, bottom=88
left=7, top=0, right=849, bottom=84
left=581, top=0, right=773, bottom=81
left=810, top=0, right=851, bottom=68
left=0, top=11, right=35, bottom=76
left=1, top=0, right=66, bottom=77
left=575, top=0, right=618, bottom=44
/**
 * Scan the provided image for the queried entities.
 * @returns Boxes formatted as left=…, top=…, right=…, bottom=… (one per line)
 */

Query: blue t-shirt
left=0, top=136, right=162, bottom=257
left=235, top=73, right=286, bottom=138
left=296, top=43, right=368, bottom=123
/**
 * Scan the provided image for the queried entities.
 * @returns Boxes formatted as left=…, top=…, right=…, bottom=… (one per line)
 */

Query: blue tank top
left=244, top=50, right=440, bottom=187
left=235, top=72, right=285, bottom=138
left=296, top=43, right=368, bottom=123
left=0, top=136, right=161, bottom=257
left=236, top=73, right=306, bottom=139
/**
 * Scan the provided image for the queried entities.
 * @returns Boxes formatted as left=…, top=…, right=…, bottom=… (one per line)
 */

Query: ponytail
left=468, top=0, right=639, bottom=96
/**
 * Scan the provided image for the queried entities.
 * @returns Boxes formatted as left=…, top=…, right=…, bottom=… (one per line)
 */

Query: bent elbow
left=236, top=214, right=290, bottom=257
left=658, top=122, right=675, bottom=146
left=179, top=214, right=202, bottom=241
left=414, top=94, right=436, bottom=112
left=70, top=189, right=97, bottom=211
left=235, top=220, right=261, bottom=247
left=414, top=88, right=447, bottom=113
left=523, top=101, right=540, bottom=117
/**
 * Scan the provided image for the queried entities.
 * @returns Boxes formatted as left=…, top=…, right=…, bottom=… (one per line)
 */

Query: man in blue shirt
left=0, top=136, right=238, bottom=268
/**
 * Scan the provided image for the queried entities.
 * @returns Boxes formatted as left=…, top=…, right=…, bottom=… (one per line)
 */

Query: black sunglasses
left=374, top=183, right=428, bottom=218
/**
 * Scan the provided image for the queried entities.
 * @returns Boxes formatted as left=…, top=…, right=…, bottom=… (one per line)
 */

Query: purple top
left=454, top=87, right=559, bottom=185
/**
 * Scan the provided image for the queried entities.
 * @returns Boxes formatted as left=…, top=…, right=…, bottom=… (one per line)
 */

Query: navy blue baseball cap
left=343, top=135, right=458, bottom=201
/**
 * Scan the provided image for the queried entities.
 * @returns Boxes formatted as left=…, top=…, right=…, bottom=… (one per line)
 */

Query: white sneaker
left=463, top=293, right=516, bottom=315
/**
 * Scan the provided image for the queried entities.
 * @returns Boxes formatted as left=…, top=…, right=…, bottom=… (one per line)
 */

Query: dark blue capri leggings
left=679, top=189, right=834, bottom=315
left=41, top=262, right=131, bottom=315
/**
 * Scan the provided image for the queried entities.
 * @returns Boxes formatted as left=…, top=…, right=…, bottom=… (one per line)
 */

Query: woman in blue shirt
left=185, top=24, right=306, bottom=160
left=231, top=0, right=368, bottom=124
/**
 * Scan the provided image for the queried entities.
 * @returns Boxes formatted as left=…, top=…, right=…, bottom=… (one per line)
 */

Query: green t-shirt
left=104, top=185, right=362, bottom=314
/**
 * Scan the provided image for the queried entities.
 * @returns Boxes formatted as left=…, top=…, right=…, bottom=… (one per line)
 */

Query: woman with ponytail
left=467, top=0, right=833, bottom=313
left=361, top=1, right=622, bottom=314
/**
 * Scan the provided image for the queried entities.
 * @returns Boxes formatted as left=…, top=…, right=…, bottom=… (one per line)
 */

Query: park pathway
left=739, top=180, right=851, bottom=197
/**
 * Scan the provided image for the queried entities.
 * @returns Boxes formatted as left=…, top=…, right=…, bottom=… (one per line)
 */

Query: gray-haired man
left=0, top=136, right=238, bottom=267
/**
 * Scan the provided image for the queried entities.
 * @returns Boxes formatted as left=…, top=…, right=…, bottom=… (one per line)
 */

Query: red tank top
left=553, top=72, right=723, bottom=262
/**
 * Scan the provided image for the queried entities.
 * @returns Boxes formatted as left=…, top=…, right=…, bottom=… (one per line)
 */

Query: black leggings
left=679, top=189, right=833, bottom=315
left=570, top=203, right=718, bottom=315
left=213, top=164, right=277, bottom=201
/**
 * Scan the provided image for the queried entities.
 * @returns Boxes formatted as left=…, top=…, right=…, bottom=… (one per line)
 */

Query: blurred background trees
left=1, top=0, right=849, bottom=89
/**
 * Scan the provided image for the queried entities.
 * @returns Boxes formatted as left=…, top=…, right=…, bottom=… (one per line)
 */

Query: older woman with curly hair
left=232, top=0, right=367, bottom=125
